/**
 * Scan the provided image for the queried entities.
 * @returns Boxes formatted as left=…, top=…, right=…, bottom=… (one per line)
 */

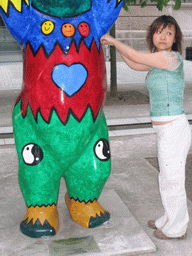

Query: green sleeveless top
left=145, top=51, right=184, bottom=117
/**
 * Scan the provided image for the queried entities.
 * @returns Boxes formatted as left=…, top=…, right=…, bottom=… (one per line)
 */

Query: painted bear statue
left=0, top=0, right=124, bottom=238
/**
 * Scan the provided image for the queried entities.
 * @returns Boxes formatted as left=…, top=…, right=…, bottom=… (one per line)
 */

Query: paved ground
left=1, top=59, right=192, bottom=255
left=2, top=130, right=192, bottom=256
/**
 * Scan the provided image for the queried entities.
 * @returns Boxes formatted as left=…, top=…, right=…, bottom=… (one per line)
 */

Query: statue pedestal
left=48, top=189, right=156, bottom=256
left=1, top=187, right=157, bottom=256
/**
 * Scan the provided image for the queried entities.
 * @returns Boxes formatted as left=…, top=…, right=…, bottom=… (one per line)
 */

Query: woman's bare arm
left=120, top=53, right=151, bottom=71
left=101, top=34, right=168, bottom=70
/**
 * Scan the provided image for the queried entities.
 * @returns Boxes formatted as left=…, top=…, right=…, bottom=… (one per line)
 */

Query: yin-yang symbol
left=22, top=143, right=43, bottom=166
left=94, top=139, right=110, bottom=161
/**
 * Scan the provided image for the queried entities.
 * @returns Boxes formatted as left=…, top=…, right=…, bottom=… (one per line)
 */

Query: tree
left=109, top=24, right=117, bottom=97
left=123, top=0, right=182, bottom=12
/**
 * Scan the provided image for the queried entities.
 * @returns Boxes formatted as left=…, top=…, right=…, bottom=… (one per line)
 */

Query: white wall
left=115, top=3, right=192, bottom=59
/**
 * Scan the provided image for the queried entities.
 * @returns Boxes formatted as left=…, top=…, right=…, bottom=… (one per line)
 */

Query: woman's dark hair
left=146, top=15, right=182, bottom=54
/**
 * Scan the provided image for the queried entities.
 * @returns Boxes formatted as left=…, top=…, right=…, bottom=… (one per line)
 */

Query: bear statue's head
left=31, top=0, right=92, bottom=18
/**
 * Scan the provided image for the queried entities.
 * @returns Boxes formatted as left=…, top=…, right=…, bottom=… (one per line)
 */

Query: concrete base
left=1, top=190, right=156, bottom=256
left=0, top=147, right=156, bottom=256
left=48, top=189, right=156, bottom=256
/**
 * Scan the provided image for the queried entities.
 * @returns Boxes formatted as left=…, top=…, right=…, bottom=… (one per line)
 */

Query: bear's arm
left=92, top=0, right=124, bottom=38
left=0, top=0, right=31, bottom=45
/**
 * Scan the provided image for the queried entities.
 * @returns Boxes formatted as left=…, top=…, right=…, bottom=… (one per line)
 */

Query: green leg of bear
left=13, top=100, right=111, bottom=236
left=64, top=112, right=111, bottom=228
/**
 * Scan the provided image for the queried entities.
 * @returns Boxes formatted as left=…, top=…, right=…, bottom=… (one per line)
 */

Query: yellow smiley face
left=41, top=20, right=55, bottom=35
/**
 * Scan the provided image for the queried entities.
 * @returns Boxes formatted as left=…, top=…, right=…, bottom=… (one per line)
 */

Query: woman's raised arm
left=101, top=34, right=168, bottom=70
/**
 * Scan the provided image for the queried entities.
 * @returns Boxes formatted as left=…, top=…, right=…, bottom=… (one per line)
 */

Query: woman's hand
left=100, top=34, right=116, bottom=46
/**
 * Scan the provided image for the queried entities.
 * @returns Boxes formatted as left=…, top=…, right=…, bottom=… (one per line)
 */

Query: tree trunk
left=109, top=24, right=117, bottom=97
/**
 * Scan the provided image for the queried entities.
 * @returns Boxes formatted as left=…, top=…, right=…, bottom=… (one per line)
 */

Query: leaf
left=123, top=0, right=174, bottom=11
left=174, top=0, right=181, bottom=10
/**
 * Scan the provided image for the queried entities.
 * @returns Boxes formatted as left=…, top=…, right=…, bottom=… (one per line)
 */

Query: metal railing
left=0, top=27, right=15, bottom=42
left=0, top=27, right=21, bottom=52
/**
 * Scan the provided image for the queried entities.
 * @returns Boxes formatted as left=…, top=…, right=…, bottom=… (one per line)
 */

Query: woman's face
left=152, top=24, right=176, bottom=52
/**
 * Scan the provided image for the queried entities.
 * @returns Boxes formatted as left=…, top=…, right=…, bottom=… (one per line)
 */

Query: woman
left=101, top=15, right=191, bottom=240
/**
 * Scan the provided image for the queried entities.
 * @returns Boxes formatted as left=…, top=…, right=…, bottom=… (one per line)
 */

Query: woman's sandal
left=147, top=220, right=157, bottom=229
left=153, top=229, right=187, bottom=240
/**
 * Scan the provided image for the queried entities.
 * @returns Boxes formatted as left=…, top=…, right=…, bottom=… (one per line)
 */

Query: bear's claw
left=20, top=218, right=56, bottom=238
left=89, top=211, right=110, bottom=228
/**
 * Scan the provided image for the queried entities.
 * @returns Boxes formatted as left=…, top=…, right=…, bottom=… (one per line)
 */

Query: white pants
left=153, top=115, right=191, bottom=237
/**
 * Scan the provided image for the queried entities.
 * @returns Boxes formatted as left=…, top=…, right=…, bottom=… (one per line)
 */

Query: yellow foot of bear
left=65, top=193, right=110, bottom=228
left=20, top=204, right=59, bottom=238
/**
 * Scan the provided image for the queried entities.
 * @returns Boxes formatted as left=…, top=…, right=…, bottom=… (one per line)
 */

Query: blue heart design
left=52, top=64, right=88, bottom=97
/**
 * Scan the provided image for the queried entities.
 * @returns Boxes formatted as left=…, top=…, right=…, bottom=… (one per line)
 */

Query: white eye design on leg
left=94, top=139, right=110, bottom=161
left=22, top=143, right=43, bottom=166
